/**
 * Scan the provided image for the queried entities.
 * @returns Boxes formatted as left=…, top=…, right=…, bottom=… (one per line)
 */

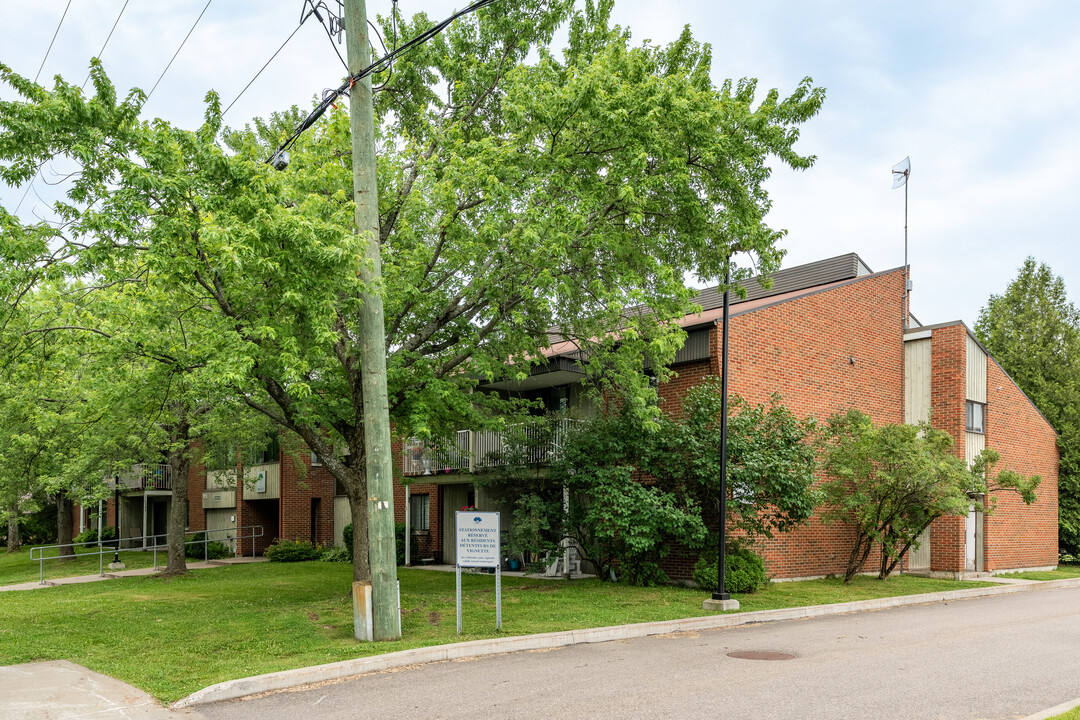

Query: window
left=410, top=494, right=430, bottom=533
left=966, top=401, right=986, bottom=434
left=311, top=451, right=321, bottom=466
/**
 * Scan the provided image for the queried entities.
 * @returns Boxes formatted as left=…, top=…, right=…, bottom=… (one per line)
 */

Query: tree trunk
left=844, top=531, right=872, bottom=583
left=6, top=513, right=21, bottom=553
left=165, top=452, right=191, bottom=575
left=56, top=490, right=74, bottom=560
left=349, top=485, right=372, bottom=582
left=163, top=415, right=192, bottom=575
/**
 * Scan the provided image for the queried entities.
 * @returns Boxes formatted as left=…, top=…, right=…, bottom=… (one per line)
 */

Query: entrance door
left=151, top=500, right=169, bottom=546
left=440, top=484, right=471, bottom=564
left=965, top=504, right=984, bottom=572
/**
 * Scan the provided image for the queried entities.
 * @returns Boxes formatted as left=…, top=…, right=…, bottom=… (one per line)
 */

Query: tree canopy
left=0, top=0, right=824, bottom=579
left=819, top=410, right=1039, bottom=582
left=975, top=257, right=1080, bottom=555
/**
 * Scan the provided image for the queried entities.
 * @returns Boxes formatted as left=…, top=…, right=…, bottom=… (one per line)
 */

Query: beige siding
left=333, top=496, right=351, bottom=548
left=908, top=525, right=931, bottom=570
left=966, top=335, right=987, bottom=402
left=966, top=432, right=986, bottom=466
left=206, top=470, right=235, bottom=490
left=243, top=462, right=280, bottom=499
left=904, top=338, right=932, bottom=425
left=205, top=508, right=237, bottom=554
left=202, top=489, right=236, bottom=509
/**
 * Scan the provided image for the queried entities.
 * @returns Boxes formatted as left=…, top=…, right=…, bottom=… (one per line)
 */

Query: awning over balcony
left=479, top=356, right=584, bottom=392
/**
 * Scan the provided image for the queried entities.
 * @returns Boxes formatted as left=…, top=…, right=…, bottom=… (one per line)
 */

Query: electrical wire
left=82, top=0, right=132, bottom=90
left=146, top=0, right=214, bottom=102
left=306, top=0, right=350, bottom=72
left=266, top=0, right=500, bottom=165
left=35, top=0, right=73, bottom=83
left=18, top=0, right=75, bottom=214
left=223, top=12, right=313, bottom=118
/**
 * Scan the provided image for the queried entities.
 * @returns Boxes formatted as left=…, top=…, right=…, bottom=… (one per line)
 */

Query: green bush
left=265, top=539, right=322, bottom=562
left=617, top=560, right=669, bottom=587
left=319, top=545, right=351, bottom=563
left=693, top=545, right=768, bottom=594
left=343, top=523, right=353, bottom=560
left=74, top=526, right=118, bottom=546
left=184, top=532, right=231, bottom=560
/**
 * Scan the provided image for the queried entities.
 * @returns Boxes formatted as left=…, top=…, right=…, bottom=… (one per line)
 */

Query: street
left=197, top=585, right=1080, bottom=719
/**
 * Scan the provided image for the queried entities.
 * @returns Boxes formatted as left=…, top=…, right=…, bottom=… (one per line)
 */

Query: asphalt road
left=198, top=585, right=1080, bottom=720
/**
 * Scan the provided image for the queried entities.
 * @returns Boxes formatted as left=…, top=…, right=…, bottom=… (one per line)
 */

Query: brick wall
left=656, top=269, right=908, bottom=580
left=926, top=324, right=968, bottom=573
left=279, top=452, right=338, bottom=548
left=984, top=359, right=1059, bottom=570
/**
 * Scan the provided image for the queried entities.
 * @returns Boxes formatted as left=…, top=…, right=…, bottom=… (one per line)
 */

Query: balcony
left=402, top=418, right=576, bottom=476
left=117, top=463, right=173, bottom=491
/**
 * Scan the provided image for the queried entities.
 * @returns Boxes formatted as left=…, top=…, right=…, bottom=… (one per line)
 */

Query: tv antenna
left=892, top=156, right=911, bottom=329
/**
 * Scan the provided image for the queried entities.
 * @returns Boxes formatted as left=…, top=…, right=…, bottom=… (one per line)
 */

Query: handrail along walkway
left=29, top=525, right=264, bottom=584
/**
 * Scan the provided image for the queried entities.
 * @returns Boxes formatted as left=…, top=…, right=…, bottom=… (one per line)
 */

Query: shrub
left=694, top=545, right=768, bottom=594
left=319, top=545, right=351, bottom=563
left=343, top=523, right=353, bottom=560
left=74, top=526, right=118, bottom=546
left=184, top=532, right=231, bottom=560
left=265, top=539, right=322, bottom=562
left=617, top=561, right=669, bottom=587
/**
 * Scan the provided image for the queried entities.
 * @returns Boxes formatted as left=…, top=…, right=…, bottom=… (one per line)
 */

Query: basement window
left=966, top=401, right=986, bottom=434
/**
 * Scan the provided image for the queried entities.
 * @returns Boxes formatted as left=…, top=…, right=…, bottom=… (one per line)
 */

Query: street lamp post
left=703, top=263, right=740, bottom=612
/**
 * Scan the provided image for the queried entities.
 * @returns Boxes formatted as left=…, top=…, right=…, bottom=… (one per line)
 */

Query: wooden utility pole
left=345, top=0, right=400, bottom=641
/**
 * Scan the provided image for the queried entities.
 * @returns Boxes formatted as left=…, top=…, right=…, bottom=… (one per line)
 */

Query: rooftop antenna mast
left=892, top=156, right=911, bottom=329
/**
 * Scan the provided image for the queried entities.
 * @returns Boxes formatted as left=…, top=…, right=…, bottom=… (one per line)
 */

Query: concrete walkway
left=0, top=660, right=203, bottom=719
left=0, top=556, right=268, bottom=592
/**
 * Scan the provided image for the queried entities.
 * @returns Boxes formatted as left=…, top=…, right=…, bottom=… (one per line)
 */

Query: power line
left=146, top=0, right=215, bottom=102
left=18, top=0, right=75, bottom=214
left=83, top=0, right=132, bottom=90
left=266, top=0, right=500, bottom=166
left=34, top=0, right=73, bottom=83
left=223, top=15, right=312, bottom=118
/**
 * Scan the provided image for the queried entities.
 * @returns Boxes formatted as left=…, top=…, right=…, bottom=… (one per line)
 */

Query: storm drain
left=726, top=651, right=796, bottom=661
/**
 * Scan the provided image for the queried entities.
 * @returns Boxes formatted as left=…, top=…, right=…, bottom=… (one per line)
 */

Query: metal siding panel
left=243, top=462, right=280, bottom=499
left=333, top=496, right=351, bottom=547
left=966, top=335, right=987, bottom=402
left=909, top=525, right=931, bottom=570
left=672, top=328, right=710, bottom=364
left=205, top=508, right=237, bottom=554
left=966, top=432, right=985, bottom=466
left=905, top=338, right=932, bottom=424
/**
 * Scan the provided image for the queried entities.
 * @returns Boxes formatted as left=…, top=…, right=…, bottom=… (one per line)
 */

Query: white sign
left=255, top=471, right=267, bottom=494
left=456, top=511, right=500, bottom=568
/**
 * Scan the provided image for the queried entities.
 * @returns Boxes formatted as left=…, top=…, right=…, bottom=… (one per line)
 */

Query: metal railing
left=402, top=419, right=577, bottom=476
left=28, top=525, right=264, bottom=585
left=116, top=463, right=174, bottom=491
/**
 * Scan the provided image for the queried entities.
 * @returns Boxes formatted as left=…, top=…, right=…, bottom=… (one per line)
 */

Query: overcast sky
left=3, top=0, right=1079, bottom=328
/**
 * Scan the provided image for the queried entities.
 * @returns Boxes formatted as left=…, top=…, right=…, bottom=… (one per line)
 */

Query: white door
left=965, top=505, right=976, bottom=571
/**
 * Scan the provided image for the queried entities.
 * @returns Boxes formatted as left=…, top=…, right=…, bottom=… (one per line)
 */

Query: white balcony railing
left=117, top=463, right=173, bottom=491
left=402, top=419, right=577, bottom=476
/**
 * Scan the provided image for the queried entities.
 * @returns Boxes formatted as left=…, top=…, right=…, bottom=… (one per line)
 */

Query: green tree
left=819, top=410, right=1039, bottom=582
left=647, top=380, right=820, bottom=542
left=0, top=1, right=823, bottom=582
left=975, top=258, right=1080, bottom=555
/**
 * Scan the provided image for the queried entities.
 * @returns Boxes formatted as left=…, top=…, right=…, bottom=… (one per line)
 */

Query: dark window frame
left=966, top=400, right=987, bottom=434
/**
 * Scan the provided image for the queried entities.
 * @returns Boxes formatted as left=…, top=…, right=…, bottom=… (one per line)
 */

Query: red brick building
left=75, top=253, right=1059, bottom=580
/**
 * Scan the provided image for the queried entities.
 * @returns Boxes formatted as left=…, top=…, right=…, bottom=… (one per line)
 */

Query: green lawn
left=0, top=562, right=993, bottom=703
left=998, top=563, right=1080, bottom=581
left=0, top=543, right=169, bottom=586
left=1050, top=706, right=1080, bottom=720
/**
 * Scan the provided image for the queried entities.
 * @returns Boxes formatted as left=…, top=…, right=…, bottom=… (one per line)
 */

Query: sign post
left=455, top=510, right=501, bottom=634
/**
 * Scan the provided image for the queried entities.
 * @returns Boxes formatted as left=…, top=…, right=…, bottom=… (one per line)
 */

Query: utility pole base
left=702, top=597, right=740, bottom=611
left=352, top=580, right=374, bottom=641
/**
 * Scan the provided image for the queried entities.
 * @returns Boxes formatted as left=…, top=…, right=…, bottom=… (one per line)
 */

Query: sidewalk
left=0, top=556, right=268, bottom=592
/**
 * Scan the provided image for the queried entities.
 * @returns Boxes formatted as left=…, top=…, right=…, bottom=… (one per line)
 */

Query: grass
left=1050, top=706, right=1080, bottom=720
left=0, top=543, right=174, bottom=586
left=998, top=563, right=1080, bottom=581
left=0, top=561, right=993, bottom=703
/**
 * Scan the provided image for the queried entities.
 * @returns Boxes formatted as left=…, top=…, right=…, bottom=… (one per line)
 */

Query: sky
left=2, top=0, right=1079, bottom=328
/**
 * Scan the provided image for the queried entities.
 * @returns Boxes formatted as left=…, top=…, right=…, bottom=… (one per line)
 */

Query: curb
left=1023, top=697, right=1080, bottom=720
left=173, top=576, right=1080, bottom=709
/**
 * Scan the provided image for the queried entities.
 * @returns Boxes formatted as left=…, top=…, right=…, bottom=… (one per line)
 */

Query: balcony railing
left=402, top=419, right=577, bottom=476
left=117, top=463, right=173, bottom=491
